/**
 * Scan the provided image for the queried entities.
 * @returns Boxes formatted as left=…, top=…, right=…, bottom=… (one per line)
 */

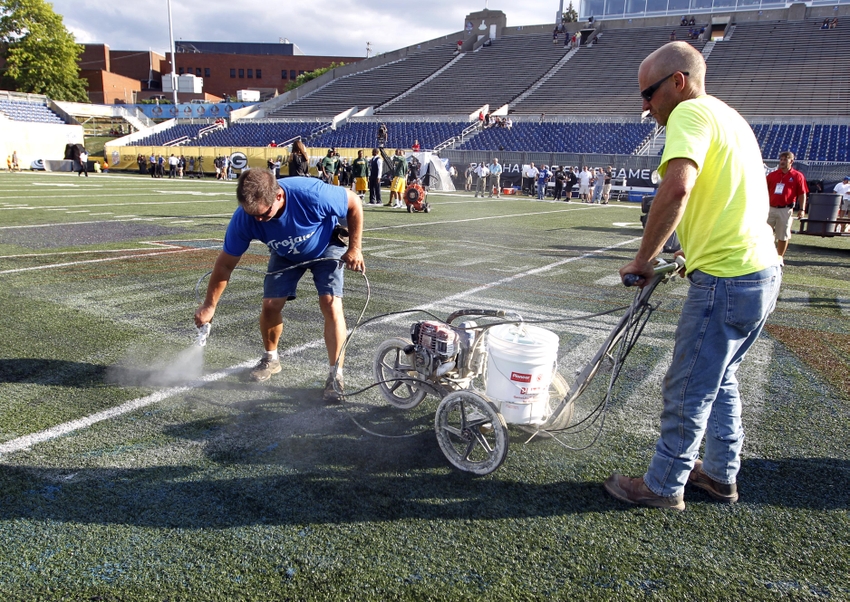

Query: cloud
left=50, top=1, right=564, bottom=57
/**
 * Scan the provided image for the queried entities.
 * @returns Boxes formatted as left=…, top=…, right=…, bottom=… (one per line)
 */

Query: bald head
left=640, top=42, right=706, bottom=96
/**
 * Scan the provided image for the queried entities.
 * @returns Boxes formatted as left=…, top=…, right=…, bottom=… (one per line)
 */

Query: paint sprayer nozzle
left=195, top=323, right=211, bottom=347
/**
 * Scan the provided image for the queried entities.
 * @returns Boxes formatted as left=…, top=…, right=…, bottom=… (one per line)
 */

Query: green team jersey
left=320, top=156, right=338, bottom=176
left=393, top=155, right=407, bottom=178
left=352, top=157, right=368, bottom=178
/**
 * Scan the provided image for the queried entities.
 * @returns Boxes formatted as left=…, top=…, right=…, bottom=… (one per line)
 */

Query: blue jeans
left=537, top=181, right=546, bottom=199
left=644, top=265, right=781, bottom=497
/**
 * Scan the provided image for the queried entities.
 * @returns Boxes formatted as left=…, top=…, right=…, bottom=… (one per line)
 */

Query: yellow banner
left=107, top=145, right=371, bottom=176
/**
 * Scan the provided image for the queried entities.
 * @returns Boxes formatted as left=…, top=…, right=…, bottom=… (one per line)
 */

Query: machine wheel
left=424, top=204, right=431, bottom=213
left=545, top=373, right=574, bottom=429
left=407, top=204, right=412, bottom=213
left=373, top=338, right=427, bottom=409
left=435, top=391, right=508, bottom=475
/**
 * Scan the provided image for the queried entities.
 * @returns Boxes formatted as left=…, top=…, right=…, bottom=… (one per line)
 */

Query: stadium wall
left=0, top=117, right=84, bottom=170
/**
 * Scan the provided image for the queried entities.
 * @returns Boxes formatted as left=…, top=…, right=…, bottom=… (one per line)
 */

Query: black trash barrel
left=806, top=193, right=841, bottom=235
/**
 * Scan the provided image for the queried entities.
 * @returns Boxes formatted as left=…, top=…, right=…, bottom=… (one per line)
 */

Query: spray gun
left=194, top=323, right=211, bottom=347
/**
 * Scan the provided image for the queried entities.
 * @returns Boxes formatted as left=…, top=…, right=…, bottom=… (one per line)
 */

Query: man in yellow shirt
left=604, top=42, right=781, bottom=510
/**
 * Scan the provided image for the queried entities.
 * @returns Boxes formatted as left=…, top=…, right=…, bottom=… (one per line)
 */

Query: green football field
left=0, top=170, right=848, bottom=600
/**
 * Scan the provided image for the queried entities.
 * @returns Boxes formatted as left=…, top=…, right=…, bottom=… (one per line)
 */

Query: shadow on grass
left=0, top=359, right=107, bottom=388
left=0, top=453, right=845, bottom=527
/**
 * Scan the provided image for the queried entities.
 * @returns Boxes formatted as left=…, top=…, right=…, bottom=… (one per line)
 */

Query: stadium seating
left=379, top=34, right=566, bottom=116
left=310, top=121, right=468, bottom=150
left=808, top=124, right=849, bottom=163
left=705, top=19, right=850, bottom=117
left=750, top=123, right=812, bottom=162
left=0, top=99, right=65, bottom=124
left=512, top=25, right=706, bottom=116
left=267, top=43, right=459, bottom=118
left=458, top=121, right=654, bottom=154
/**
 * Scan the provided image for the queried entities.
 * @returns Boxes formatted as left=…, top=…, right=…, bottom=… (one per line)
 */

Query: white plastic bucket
left=485, top=324, right=559, bottom=424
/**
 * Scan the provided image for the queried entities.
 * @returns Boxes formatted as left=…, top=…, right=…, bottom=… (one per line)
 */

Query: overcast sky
left=50, top=1, right=569, bottom=58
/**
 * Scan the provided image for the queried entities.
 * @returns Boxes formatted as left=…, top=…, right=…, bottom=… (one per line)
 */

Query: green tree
left=0, top=0, right=88, bottom=101
left=563, top=2, right=579, bottom=23
left=285, top=62, right=346, bottom=92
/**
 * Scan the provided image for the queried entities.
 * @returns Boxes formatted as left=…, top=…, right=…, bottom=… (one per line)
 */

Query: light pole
left=167, top=0, right=178, bottom=105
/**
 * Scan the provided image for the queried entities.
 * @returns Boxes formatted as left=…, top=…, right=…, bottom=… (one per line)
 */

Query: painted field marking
left=0, top=237, right=641, bottom=455
left=0, top=247, right=201, bottom=275
left=367, top=206, right=597, bottom=231
left=0, top=197, right=234, bottom=206
left=0, top=241, right=189, bottom=259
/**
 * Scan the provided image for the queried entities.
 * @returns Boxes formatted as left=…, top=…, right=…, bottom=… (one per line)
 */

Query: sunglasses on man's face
left=641, top=71, right=689, bottom=101
left=253, top=201, right=277, bottom=221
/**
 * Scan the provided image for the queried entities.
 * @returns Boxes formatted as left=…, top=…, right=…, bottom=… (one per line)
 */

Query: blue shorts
left=264, top=243, right=346, bottom=300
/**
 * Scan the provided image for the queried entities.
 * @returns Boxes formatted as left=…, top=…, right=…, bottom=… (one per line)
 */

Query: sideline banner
left=111, top=146, right=374, bottom=174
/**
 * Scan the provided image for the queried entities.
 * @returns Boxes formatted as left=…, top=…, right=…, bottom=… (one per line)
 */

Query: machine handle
left=623, top=256, right=685, bottom=287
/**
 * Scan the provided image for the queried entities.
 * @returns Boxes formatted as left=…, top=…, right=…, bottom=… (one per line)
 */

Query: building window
left=247, top=69, right=253, bottom=78
left=230, top=68, right=236, bottom=78
left=178, top=67, right=184, bottom=75
left=196, top=68, right=201, bottom=76
left=290, top=70, right=296, bottom=79
left=204, top=68, right=210, bottom=78
left=238, top=69, right=244, bottom=78
left=281, top=70, right=287, bottom=79
left=256, top=69, right=262, bottom=79
left=298, top=70, right=305, bottom=75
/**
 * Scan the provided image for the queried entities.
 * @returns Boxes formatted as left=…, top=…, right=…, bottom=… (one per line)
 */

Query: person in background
left=367, top=148, right=383, bottom=205
left=766, top=151, right=808, bottom=258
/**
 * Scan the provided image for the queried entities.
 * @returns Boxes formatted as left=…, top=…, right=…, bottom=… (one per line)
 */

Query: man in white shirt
left=578, top=166, right=593, bottom=202
left=834, top=176, right=850, bottom=218
left=522, top=163, right=539, bottom=196
left=474, top=163, right=490, bottom=197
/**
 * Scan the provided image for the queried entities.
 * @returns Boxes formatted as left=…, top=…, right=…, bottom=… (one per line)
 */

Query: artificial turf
left=0, top=171, right=847, bottom=600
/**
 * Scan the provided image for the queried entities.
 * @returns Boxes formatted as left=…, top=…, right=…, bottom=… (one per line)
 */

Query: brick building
left=77, top=40, right=362, bottom=105
left=164, top=41, right=362, bottom=101
left=79, top=44, right=167, bottom=104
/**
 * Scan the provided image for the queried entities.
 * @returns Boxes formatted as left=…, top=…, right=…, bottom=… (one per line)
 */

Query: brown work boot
left=249, top=356, right=281, bottom=382
left=688, top=460, right=739, bottom=503
left=604, top=473, right=685, bottom=511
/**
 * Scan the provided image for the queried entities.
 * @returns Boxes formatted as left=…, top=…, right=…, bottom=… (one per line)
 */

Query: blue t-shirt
left=223, top=176, right=348, bottom=260
left=537, top=169, right=550, bottom=184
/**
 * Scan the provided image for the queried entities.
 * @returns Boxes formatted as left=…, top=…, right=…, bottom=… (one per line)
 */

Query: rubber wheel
left=373, top=337, right=427, bottom=409
left=435, top=391, right=508, bottom=475
left=407, top=204, right=412, bottom=213
left=424, top=204, right=431, bottom=213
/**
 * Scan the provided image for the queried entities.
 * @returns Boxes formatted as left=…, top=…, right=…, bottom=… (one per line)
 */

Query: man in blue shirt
left=194, top=170, right=365, bottom=403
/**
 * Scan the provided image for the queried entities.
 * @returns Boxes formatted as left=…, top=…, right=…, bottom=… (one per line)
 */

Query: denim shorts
left=264, top=243, right=346, bottom=300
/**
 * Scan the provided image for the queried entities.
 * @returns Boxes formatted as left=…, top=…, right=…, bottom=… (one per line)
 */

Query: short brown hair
left=236, top=169, right=278, bottom=214
left=779, top=151, right=795, bottom=161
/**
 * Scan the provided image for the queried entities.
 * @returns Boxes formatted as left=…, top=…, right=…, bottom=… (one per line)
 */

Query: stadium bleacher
left=310, top=121, right=468, bottom=151
left=266, top=43, right=459, bottom=119
left=0, top=99, right=66, bottom=124
left=458, top=121, right=654, bottom=154
left=511, top=25, right=706, bottom=116
left=705, top=19, right=850, bottom=117
left=379, top=34, right=567, bottom=116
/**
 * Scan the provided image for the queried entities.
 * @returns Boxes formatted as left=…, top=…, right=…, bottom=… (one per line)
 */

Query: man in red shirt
left=766, top=151, right=808, bottom=257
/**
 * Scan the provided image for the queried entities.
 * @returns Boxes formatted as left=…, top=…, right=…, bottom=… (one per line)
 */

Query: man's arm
left=619, top=158, right=697, bottom=286
left=796, top=192, right=807, bottom=216
left=341, top=190, right=365, bottom=273
left=194, top=251, right=241, bottom=326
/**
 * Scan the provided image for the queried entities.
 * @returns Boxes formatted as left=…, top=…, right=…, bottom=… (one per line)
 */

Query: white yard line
left=0, top=197, right=233, bottom=206
left=0, top=248, right=201, bottom=275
